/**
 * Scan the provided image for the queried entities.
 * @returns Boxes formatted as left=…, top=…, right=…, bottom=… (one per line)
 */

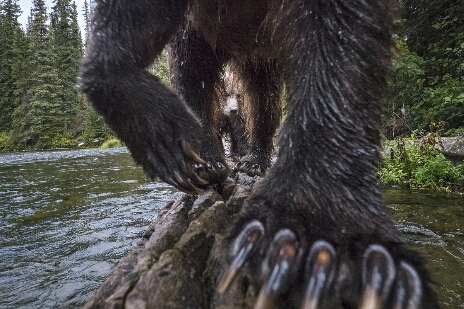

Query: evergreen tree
left=82, top=0, right=90, bottom=46
left=402, top=0, right=464, bottom=79
left=50, top=0, right=84, bottom=136
left=13, top=0, right=61, bottom=148
left=10, top=26, right=32, bottom=147
left=11, top=27, right=30, bottom=104
left=0, top=0, right=21, bottom=132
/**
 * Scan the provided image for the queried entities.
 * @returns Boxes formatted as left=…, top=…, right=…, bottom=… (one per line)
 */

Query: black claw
left=180, top=139, right=206, bottom=165
left=301, top=241, right=337, bottom=309
left=255, top=230, right=298, bottom=309
left=194, top=164, right=205, bottom=174
left=392, top=262, right=422, bottom=309
left=360, top=245, right=396, bottom=309
left=173, top=171, right=201, bottom=193
left=165, top=176, right=177, bottom=188
left=186, top=166, right=209, bottom=187
left=218, top=221, right=264, bottom=294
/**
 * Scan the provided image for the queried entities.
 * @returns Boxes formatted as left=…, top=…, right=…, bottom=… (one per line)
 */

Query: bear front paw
left=219, top=220, right=431, bottom=309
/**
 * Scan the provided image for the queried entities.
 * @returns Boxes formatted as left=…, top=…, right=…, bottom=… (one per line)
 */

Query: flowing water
left=0, top=149, right=462, bottom=308
left=0, top=148, right=180, bottom=308
left=383, top=189, right=464, bottom=308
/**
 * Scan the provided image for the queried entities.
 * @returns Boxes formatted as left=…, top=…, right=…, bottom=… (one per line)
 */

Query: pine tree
left=50, top=0, right=84, bottom=137
left=11, top=28, right=30, bottom=104
left=14, top=0, right=61, bottom=148
left=82, top=0, right=90, bottom=46
left=0, top=0, right=21, bottom=132
left=10, top=26, right=32, bottom=148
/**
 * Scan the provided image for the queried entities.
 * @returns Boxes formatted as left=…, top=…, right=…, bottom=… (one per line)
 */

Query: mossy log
left=83, top=174, right=260, bottom=309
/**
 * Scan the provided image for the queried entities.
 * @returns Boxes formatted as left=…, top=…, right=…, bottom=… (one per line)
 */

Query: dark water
left=0, top=148, right=180, bottom=308
left=383, top=189, right=464, bottom=308
left=0, top=149, right=462, bottom=308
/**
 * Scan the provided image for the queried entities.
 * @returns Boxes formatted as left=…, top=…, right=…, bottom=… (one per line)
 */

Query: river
left=0, top=148, right=462, bottom=308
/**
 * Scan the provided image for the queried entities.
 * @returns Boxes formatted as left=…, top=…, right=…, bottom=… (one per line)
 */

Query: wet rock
left=442, top=137, right=464, bottom=158
left=83, top=176, right=258, bottom=309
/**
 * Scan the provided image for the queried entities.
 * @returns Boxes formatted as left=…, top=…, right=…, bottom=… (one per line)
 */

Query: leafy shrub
left=100, top=138, right=124, bottom=149
left=51, top=134, right=79, bottom=149
left=380, top=136, right=464, bottom=192
left=0, top=132, right=15, bottom=152
left=383, top=37, right=426, bottom=138
left=383, top=36, right=464, bottom=138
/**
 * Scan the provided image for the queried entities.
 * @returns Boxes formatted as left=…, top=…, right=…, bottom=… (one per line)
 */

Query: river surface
left=0, top=148, right=462, bottom=308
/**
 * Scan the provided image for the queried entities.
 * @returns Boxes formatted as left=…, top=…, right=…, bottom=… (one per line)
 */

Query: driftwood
left=83, top=174, right=260, bottom=309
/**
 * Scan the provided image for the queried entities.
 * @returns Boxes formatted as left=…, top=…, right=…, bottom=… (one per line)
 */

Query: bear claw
left=302, top=241, right=337, bottom=309
left=195, top=160, right=230, bottom=185
left=181, top=139, right=207, bottom=165
left=391, top=262, right=422, bottom=309
left=218, top=221, right=264, bottom=294
left=234, top=153, right=271, bottom=177
left=254, top=229, right=298, bottom=309
left=360, top=245, right=396, bottom=309
left=219, top=222, right=424, bottom=309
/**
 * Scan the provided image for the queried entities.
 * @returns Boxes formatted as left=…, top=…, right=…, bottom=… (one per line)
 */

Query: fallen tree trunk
left=83, top=174, right=259, bottom=309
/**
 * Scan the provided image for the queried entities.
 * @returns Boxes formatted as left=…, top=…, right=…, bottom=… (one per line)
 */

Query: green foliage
left=0, top=0, right=21, bottom=131
left=50, top=133, right=78, bottom=148
left=11, top=27, right=32, bottom=114
left=100, top=138, right=124, bottom=149
left=383, top=0, right=464, bottom=136
left=445, top=127, right=464, bottom=137
left=380, top=136, right=464, bottom=192
left=50, top=0, right=84, bottom=134
left=0, top=131, right=15, bottom=151
left=82, top=101, right=113, bottom=146
left=384, top=37, right=425, bottom=138
left=2, top=0, right=87, bottom=151
left=416, top=74, right=464, bottom=130
left=147, top=49, right=170, bottom=85
left=82, top=0, right=90, bottom=46
left=402, top=0, right=464, bottom=78
left=15, top=0, right=63, bottom=148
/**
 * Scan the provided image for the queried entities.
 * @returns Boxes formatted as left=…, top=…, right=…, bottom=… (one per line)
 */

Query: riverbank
left=380, top=136, right=464, bottom=192
left=2, top=136, right=463, bottom=156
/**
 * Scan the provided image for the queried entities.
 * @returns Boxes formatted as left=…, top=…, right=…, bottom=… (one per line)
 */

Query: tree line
left=0, top=0, right=110, bottom=151
left=0, top=0, right=463, bottom=151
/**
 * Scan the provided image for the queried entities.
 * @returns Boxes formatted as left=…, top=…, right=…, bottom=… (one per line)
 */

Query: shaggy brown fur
left=81, top=0, right=438, bottom=307
left=218, top=71, right=248, bottom=159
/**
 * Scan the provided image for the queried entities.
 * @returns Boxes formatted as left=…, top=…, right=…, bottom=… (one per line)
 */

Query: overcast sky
left=17, top=0, right=86, bottom=31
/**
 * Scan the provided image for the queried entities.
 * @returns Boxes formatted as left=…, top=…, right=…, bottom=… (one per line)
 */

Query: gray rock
left=83, top=177, right=256, bottom=309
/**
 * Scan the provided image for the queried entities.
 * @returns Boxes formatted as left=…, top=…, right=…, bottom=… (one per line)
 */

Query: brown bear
left=80, top=0, right=438, bottom=307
